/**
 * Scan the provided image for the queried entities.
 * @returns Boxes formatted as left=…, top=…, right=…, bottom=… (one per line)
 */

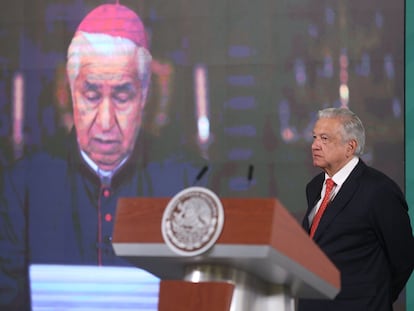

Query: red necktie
left=310, top=178, right=335, bottom=238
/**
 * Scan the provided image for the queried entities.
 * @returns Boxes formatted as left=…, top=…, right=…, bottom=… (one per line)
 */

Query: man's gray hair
left=318, top=107, right=366, bottom=156
left=66, top=32, right=152, bottom=100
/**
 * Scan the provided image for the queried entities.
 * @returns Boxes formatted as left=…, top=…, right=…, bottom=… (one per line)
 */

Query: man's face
left=72, top=50, right=145, bottom=171
left=311, top=117, right=355, bottom=176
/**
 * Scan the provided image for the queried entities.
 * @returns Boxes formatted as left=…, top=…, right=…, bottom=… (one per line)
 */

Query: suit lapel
left=312, top=160, right=367, bottom=240
left=303, top=174, right=324, bottom=231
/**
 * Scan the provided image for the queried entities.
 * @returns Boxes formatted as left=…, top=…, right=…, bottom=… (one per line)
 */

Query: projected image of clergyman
left=0, top=3, right=204, bottom=310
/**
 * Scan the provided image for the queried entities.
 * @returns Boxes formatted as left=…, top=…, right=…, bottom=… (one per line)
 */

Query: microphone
left=193, top=165, right=209, bottom=185
left=247, top=164, right=254, bottom=183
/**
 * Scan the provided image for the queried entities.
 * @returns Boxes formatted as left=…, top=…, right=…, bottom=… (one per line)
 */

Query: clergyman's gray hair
left=318, top=107, right=365, bottom=156
left=66, top=32, right=152, bottom=101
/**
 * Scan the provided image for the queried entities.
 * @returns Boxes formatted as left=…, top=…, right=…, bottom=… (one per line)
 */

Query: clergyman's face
left=72, top=49, right=145, bottom=171
left=311, top=117, right=354, bottom=176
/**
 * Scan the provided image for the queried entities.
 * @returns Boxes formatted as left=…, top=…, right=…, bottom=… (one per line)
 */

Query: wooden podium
left=112, top=196, right=340, bottom=311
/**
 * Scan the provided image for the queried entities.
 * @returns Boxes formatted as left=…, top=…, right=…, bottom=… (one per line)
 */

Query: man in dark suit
left=298, top=107, right=414, bottom=311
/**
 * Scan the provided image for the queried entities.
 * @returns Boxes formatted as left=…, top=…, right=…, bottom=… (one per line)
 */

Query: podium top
left=112, top=196, right=340, bottom=299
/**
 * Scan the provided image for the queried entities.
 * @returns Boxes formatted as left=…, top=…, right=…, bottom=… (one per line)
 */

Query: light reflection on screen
left=30, top=265, right=159, bottom=311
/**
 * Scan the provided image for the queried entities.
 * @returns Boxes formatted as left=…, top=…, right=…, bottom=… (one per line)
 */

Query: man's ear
left=140, top=78, right=151, bottom=109
left=347, top=139, right=357, bottom=155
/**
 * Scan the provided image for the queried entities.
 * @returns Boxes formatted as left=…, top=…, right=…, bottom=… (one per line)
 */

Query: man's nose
left=97, top=97, right=115, bottom=130
left=311, top=139, right=320, bottom=149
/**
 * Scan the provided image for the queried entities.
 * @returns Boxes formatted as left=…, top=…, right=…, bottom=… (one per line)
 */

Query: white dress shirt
left=308, top=156, right=359, bottom=224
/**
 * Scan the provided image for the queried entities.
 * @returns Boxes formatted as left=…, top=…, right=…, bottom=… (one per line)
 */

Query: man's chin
left=312, top=159, right=323, bottom=169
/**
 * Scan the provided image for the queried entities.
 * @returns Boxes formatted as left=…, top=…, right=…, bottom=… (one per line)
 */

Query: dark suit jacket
left=298, top=160, right=414, bottom=311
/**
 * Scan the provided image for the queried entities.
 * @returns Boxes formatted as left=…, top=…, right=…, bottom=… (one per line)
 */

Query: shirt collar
left=80, top=149, right=129, bottom=184
left=326, top=156, right=359, bottom=188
